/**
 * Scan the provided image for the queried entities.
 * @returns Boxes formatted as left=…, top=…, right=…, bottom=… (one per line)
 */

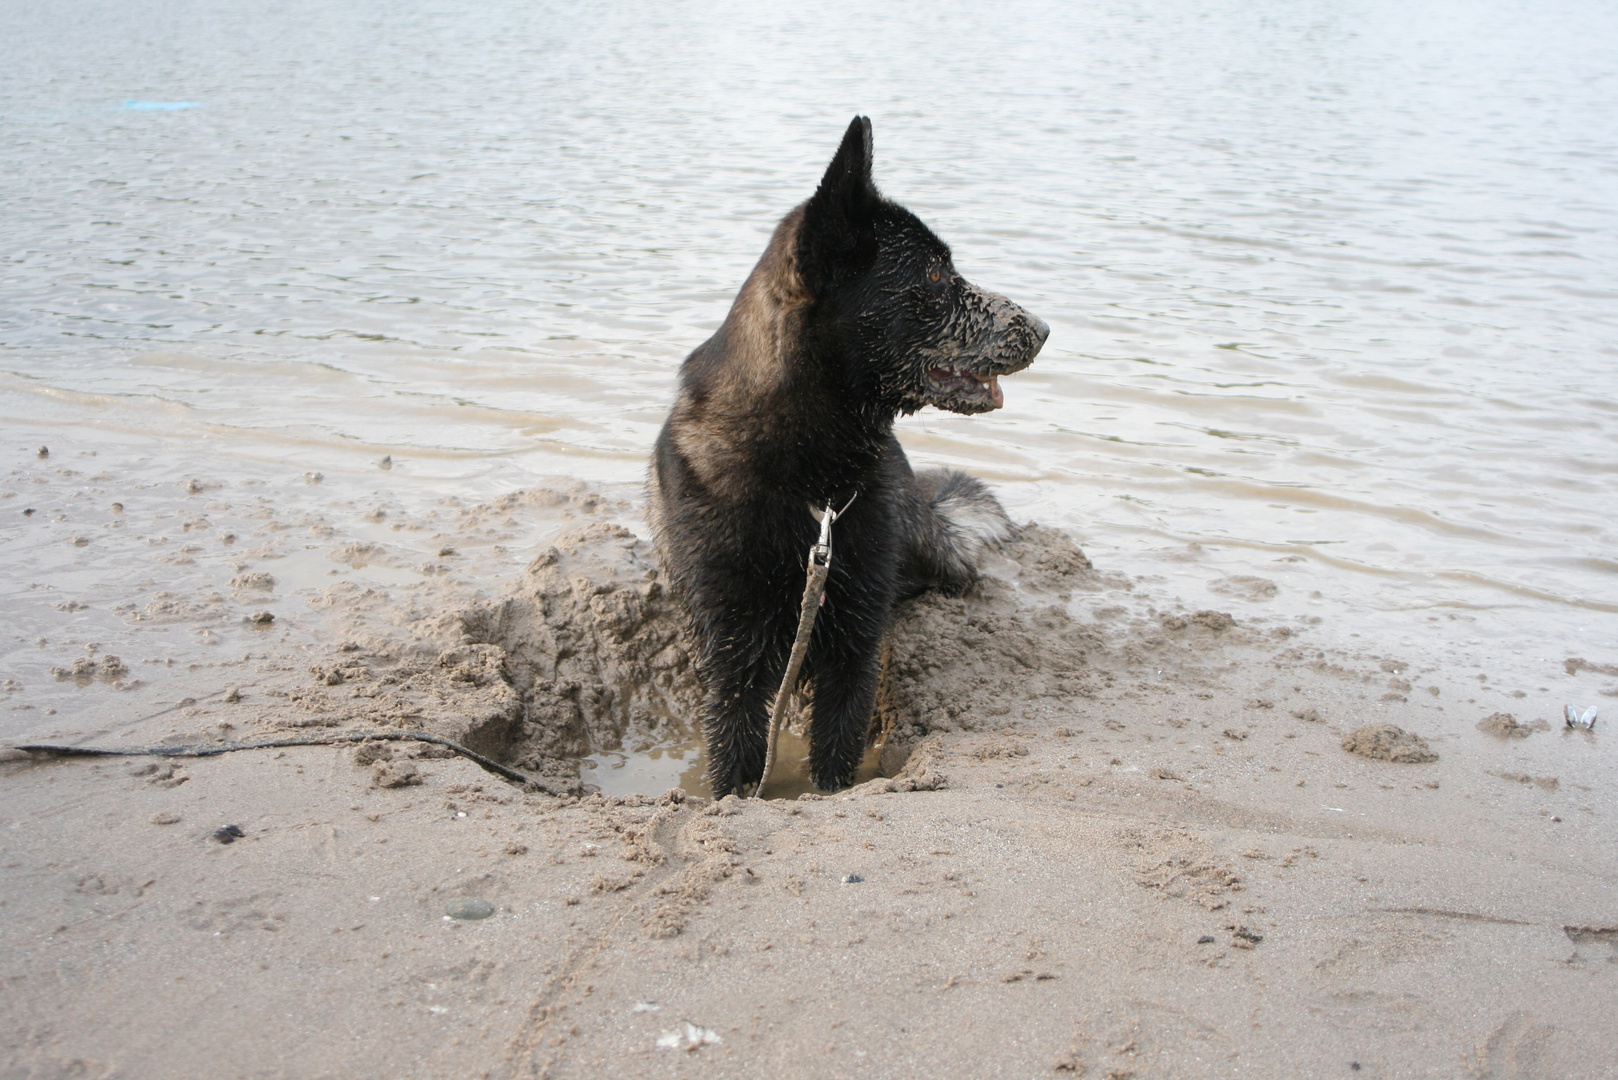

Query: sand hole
left=578, top=726, right=882, bottom=800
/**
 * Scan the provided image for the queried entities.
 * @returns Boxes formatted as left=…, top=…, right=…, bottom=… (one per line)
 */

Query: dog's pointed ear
left=815, top=115, right=874, bottom=211
left=799, top=116, right=878, bottom=295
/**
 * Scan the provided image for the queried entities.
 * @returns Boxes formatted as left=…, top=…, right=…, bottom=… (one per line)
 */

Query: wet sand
left=4, top=479, right=1615, bottom=1079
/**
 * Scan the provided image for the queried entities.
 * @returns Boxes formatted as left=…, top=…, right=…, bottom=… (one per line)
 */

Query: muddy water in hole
left=3, top=0, right=1616, bottom=790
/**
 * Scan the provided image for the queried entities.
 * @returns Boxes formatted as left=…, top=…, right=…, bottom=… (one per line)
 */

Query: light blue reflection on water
left=121, top=100, right=202, bottom=110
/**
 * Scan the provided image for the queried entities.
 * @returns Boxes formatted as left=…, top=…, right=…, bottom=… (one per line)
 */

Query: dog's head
left=796, top=117, right=1048, bottom=416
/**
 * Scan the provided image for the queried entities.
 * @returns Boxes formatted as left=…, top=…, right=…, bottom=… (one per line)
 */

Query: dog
left=649, top=116, right=1048, bottom=796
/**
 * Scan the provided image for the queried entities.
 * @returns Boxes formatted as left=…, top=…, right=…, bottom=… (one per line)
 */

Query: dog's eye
left=928, top=268, right=942, bottom=284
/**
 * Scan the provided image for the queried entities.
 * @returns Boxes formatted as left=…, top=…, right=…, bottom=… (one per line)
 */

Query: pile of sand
left=1341, top=721, right=1438, bottom=763
left=1476, top=711, right=1549, bottom=738
left=296, top=518, right=1266, bottom=794
left=465, top=522, right=701, bottom=780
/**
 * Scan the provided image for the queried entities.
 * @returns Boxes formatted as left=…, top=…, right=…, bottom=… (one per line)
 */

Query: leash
left=8, top=730, right=564, bottom=796
left=752, top=492, right=857, bottom=798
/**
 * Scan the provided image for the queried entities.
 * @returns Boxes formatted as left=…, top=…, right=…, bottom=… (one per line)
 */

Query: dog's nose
left=1028, top=314, right=1050, bottom=350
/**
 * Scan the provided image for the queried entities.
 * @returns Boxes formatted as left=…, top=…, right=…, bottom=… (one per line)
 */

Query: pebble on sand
left=656, top=1021, right=722, bottom=1052
left=371, top=760, right=420, bottom=788
left=445, top=897, right=495, bottom=920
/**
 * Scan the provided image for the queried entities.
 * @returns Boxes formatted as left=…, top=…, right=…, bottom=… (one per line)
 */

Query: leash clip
left=811, top=502, right=835, bottom=566
left=809, top=492, right=860, bottom=566
left=810, top=491, right=857, bottom=567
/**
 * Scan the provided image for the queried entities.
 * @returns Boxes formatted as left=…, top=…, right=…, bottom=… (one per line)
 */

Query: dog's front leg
left=804, top=621, right=884, bottom=792
left=698, top=667, right=776, bottom=798
left=692, top=596, right=792, bottom=798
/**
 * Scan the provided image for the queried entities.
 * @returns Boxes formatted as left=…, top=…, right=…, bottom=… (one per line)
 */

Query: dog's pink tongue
left=986, top=374, right=1003, bottom=409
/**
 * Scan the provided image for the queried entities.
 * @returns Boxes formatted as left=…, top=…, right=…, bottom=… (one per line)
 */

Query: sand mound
left=460, top=522, right=702, bottom=778
left=273, top=513, right=1263, bottom=794
left=1342, top=722, right=1438, bottom=763
left=1476, top=711, right=1546, bottom=738
left=352, top=518, right=1132, bottom=789
left=469, top=520, right=1119, bottom=786
left=1209, top=575, right=1278, bottom=600
left=874, top=528, right=1107, bottom=770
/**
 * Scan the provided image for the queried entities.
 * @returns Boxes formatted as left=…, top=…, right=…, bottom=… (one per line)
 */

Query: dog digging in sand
left=649, top=116, right=1048, bottom=797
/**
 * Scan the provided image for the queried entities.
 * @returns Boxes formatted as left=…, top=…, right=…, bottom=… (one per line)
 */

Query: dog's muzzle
left=923, top=289, right=1049, bottom=414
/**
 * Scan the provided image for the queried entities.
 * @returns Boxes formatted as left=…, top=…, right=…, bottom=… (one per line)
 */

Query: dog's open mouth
left=926, top=367, right=1003, bottom=410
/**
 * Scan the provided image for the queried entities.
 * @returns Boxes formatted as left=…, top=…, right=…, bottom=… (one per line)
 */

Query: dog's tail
left=898, top=468, right=1016, bottom=598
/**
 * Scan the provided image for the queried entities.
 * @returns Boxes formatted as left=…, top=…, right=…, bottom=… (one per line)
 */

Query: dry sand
left=3, top=479, right=1616, bottom=1079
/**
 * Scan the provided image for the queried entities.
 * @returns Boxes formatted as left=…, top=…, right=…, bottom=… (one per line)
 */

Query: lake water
left=4, top=0, right=1617, bottom=751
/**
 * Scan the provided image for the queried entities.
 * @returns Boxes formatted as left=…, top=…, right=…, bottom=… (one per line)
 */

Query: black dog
left=650, top=117, right=1048, bottom=796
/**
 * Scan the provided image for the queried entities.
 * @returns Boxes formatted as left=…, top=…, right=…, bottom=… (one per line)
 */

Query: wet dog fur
left=650, top=117, right=1048, bottom=796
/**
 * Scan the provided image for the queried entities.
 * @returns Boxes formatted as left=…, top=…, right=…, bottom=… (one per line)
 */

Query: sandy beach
left=4, top=472, right=1614, bottom=1080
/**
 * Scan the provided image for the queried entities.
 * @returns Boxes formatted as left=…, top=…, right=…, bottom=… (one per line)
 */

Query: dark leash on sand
left=6, top=730, right=565, bottom=797
left=751, top=492, right=856, bottom=799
